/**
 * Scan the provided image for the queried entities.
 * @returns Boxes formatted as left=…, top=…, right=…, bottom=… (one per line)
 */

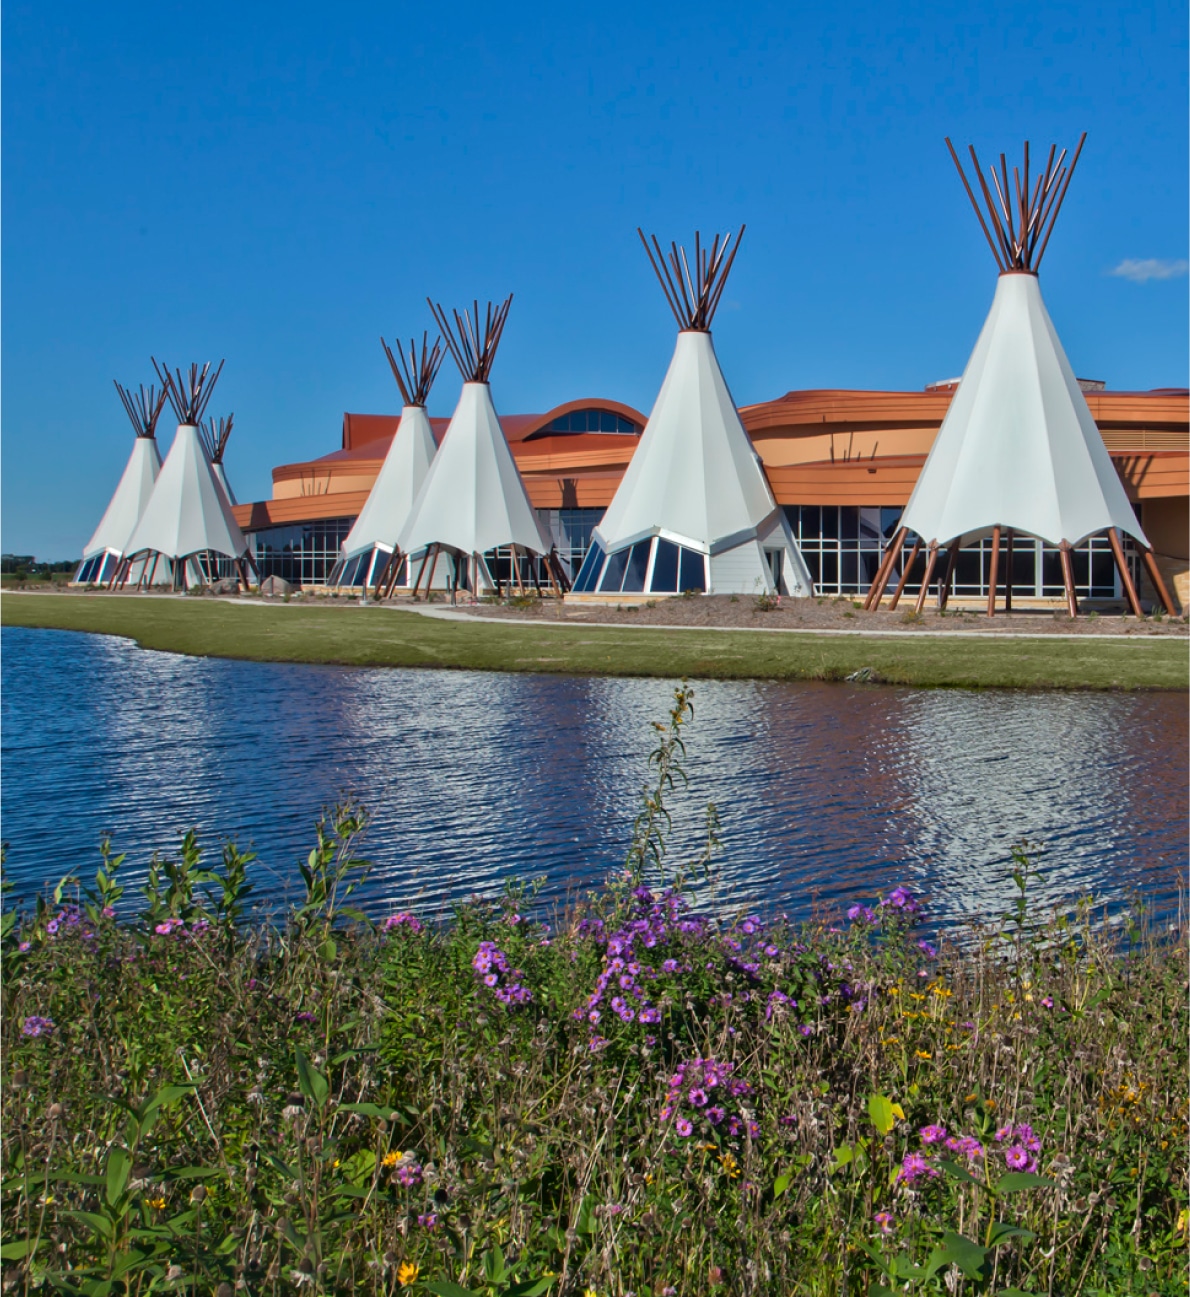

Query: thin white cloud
left=1108, top=258, right=1189, bottom=283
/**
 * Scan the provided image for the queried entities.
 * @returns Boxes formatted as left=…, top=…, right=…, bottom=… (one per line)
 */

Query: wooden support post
left=887, top=537, right=921, bottom=611
left=412, top=546, right=433, bottom=598
left=914, top=543, right=940, bottom=615
left=1107, top=529, right=1143, bottom=617
left=530, top=552, right=543, bottom=598
left=1139, top=545, right=1177, bottom=616
left=864, top=526, right=907, bottom=610
left=1004, top=529, right=1014, bottom=612
left=987, top=525, right=1001, bottom=617
left=1058, top=541, right=1078, bottom=618
left=425, top=545, right=441, bottom=597
left=938, top=538, right=962, bottom=609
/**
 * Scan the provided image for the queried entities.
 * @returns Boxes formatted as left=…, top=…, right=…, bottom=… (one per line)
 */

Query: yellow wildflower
left=915, top=1050, right=932, bottom=1061
left=719, top=1151, right=741, bottom=1178
left=1176, top=1208, right=1188, bottom=1235
left=145, top=1197, right=167, bottom=1211
left=931, top=985, right=952, bottom=999
left=909, top=992, right=926, bottom=1002
left=382, top=1151, right=400, bottom=1168
left=397, top=1261, right=419, bottom=1286
left=886, top=986, right=900, bottom=996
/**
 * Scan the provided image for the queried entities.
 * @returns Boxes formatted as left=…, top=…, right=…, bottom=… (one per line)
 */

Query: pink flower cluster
left=472, top=941, right=532, bottom=1006
left=659, top=1056, right=755, bottom=1141
left=996, top=1122, right=1041, bottom=1174
left=382, top=912, right=423, bottom=935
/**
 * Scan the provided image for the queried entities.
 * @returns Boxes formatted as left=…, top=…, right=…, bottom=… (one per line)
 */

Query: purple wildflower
left=18, top=941, right=31, bottom=953
left=1041, top=996, right=1054, bottom=1008
left=688, top=1088, right=708, bottom=1107
left=417, top=1212, right=439, bottom=1229
left=383, top=912, right=423, bottom=935
left=896, top=1151, right=937, bottom=1185
left=1004, top=1146, right=1030, bottom=1170
left=874, top=1210, right=895, bottom=1235
left=916, top=939, right=938, bottom=959
left=706, top=1106, right=726, bottom=1125
left=944, top=1135, right=984, bottom=1163
left=919, top=1124, right=947, bottom=1146
left=675, top=1117, right=693, bottom=1138
left=21, top=1015, right=54, bottom=1037
left=293, top=1011, right=317, bottom=1025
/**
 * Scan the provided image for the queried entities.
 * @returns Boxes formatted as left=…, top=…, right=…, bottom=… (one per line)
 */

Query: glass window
left=840, top=508, right=859, bottom=541
left=821, top=508, right=840, bottom=540
left=650, top=539, right=679, bottom=592
left=573, top=541, right=605, bottom=592
left=598, top=547, right=630, bottom=593
left=881, top=507, right=903, bottom=539
left=622, top=540, right=651, bottom=592
left=678, top=547, right=706, bottom=592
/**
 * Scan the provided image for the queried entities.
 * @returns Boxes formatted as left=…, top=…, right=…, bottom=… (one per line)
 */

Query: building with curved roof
left=231, top=387, right=1188, bottom=608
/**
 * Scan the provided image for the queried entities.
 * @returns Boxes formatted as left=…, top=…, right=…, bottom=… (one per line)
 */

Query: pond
left=2, top=626, right=1185, bottom=928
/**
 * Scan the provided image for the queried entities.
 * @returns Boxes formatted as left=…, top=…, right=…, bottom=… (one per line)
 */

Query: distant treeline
left=0, top=554, right=76, bottom=575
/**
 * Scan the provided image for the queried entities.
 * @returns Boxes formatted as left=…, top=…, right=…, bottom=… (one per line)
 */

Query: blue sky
left=3, top=0, right=1186, bottom=558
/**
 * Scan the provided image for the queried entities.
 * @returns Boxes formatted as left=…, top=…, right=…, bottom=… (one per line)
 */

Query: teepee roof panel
left=126, top=424, right=248, bottom=560
left=595, top=330, right=778, bottom=553
left=900, top=273, right=1146, bottom=548
left=342, top=405, right=438, bottom=559
left=83, top=436, right=163, bottom=558
left=398, top=382, right=547, bottom=556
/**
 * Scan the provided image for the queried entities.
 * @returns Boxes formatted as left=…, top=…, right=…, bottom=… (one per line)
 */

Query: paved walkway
left=405, top=603, right=1183, bottom=642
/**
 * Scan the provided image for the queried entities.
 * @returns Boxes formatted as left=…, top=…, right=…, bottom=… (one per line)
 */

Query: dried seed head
left=46, top=1103, right=64, bottom=1121
left=216, top=1284, right=234, bottom=1297
left=11, top=1069, right=27, bottom=1088
left=190, top=1185, right=207, bottom=1204
left=299, top=1256, right=315, bottom=1274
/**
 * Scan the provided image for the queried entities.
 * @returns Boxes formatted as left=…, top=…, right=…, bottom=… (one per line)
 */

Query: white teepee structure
left=120, top=360, right=255, bottom=591
left=75, top=380, right=169, bottom=585
left=398, top=297, right=563, bottom=597
left=865, top=136, right=1175, bottom=618
left=573, top=229, right=812, bottom=598
left=199, top=415, right=237, bottom=506
left=328, top=333, right=443, bottom=594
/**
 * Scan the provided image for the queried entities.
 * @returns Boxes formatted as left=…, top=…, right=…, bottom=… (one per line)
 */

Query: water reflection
left=2, top=627, right=1184, bottom=927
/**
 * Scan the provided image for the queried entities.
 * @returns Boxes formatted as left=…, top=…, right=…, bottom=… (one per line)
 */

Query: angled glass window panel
left=599, top=411, right=615, bottom=431
left=859, top=507, right=882, bottom=541
left=622, top=540, right=651, bottom=592
left=841, top=508, right=859, bottom=540
left=678, top=547, right=706, bottom=592
left=881, top=507, right=903, bottom=538
left=573, top=542, right=605, bottom=593
left=598, top=547, right=630, bottom=592
left=650, top=539, right=679, bottom=592
left=617, top=416, right=635, bottom=433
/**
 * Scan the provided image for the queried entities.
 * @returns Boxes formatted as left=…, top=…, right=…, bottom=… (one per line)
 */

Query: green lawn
left=3, top=592, right=1187, bottom=689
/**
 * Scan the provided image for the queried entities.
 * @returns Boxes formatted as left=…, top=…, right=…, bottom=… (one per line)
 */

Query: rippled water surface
left=2, top=626, right=1185, bottom=925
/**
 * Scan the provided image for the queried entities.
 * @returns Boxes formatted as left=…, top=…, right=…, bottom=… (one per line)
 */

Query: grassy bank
left=3, top=593, right=1188, bottom=689
left=2, top=693, right=1187, bottom=1295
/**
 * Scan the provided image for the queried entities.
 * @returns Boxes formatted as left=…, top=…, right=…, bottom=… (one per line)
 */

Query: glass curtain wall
left=249, top=519, right=354, bottom=587
left=786, top=506, right=1135, bottom=600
